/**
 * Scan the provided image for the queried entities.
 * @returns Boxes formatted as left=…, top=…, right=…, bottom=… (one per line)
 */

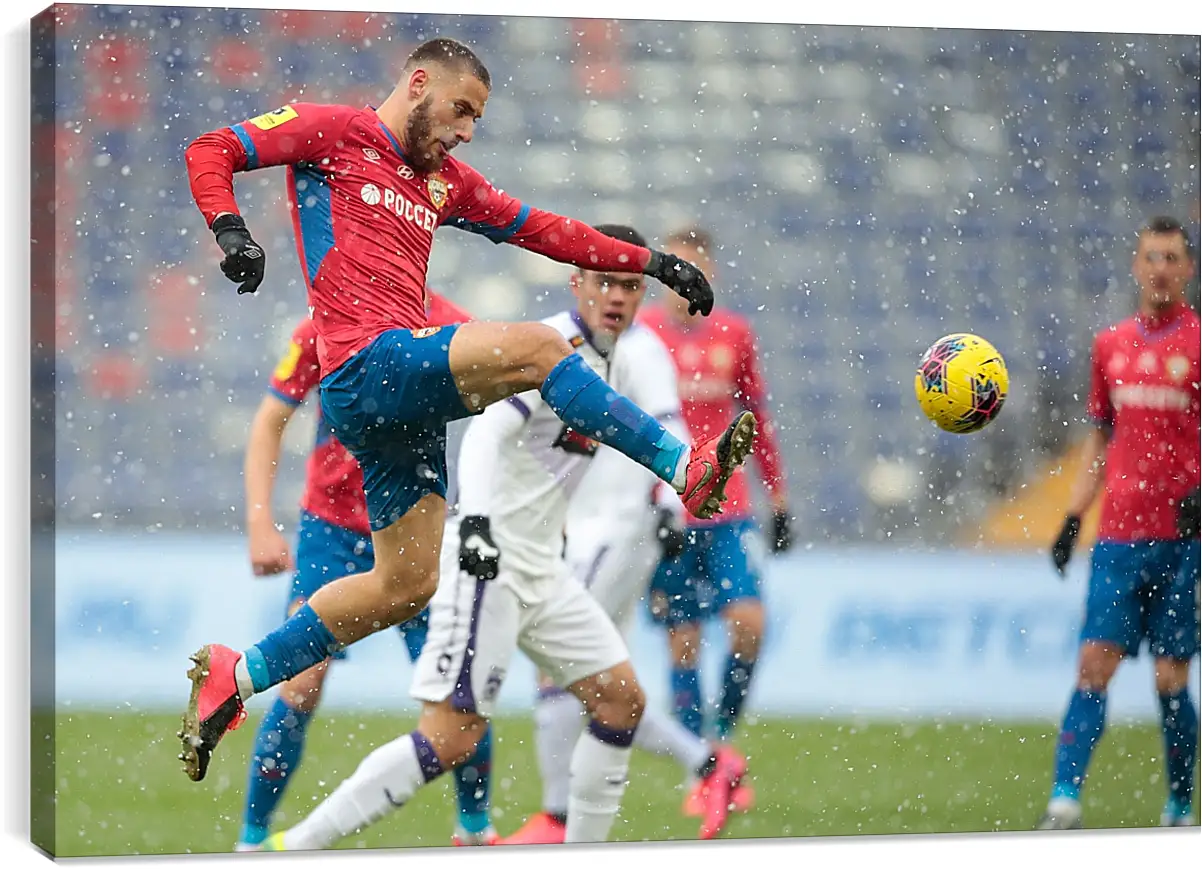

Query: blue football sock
left=243, top=603, right=340, bottom=694
left=670, top=666, right=704, bottom=738
left=1159, top=688, right=1198, bottom=815
left=541, top=353, right=686, bottom=483
left=240, top=697, right=314, bottom=844
left=1051, top=688, right=1107, bottom=802
left=454, top=725, right=493, bottom=834
left=716, top=654, right=756, bottom=741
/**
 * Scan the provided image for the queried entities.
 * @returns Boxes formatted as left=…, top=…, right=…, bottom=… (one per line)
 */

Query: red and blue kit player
left=180, top=38, right=758, bottom=785
left=236, top=290, right=498, bottom=848
left=639, top=227, right=792, bottom=802
left=1040, top=216, right=1201, bottom=830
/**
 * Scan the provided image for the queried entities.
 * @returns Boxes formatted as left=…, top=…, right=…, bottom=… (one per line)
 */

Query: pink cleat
left=684, top=781, right=755, bottom=817
left=680, top=412, right=758, bottom=520
left=178, top=644, right=247, bottom=782
left=692, top=746, right=748, bottom=839
left=498, top=813, right=567, bottom=845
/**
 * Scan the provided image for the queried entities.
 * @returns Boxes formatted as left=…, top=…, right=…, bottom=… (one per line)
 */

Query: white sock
left=233, top=656, right=255, bottom=700
left=281, top=731, right=443, bottom=850
left=633, top=709, right=712, bottom=774
left=671, top=445, right=691, bottom=492
left=565, top=724, right=634, bottom=843
left=534, top=689, right=587, bottom=816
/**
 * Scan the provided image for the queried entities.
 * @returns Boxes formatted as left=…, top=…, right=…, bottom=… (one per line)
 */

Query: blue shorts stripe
left=267, top=386, right=302, bottom=407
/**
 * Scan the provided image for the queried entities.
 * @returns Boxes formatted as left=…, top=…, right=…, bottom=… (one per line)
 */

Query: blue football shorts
left=319, top=325, right=473, bottom=533
left=1081, top=538, right=1200, bottom=660
left=648, top=517, right=765, bottom=627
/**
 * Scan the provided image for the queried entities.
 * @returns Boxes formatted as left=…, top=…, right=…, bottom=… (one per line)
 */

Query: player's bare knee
left=725, top=601, right=765, bottom=658
left=669, top=626, right=701, bottom=667
left=280, top=663, right=329, bottom=713
left=418, top=703, right=487, bottom=768
left=600, top=671, right=646, bottom=728
left=1154, top=657, right=1191, bottom=695
left=507, top=322, right=573, bottom=386
left=1077, top=642, right=1122, bottom=691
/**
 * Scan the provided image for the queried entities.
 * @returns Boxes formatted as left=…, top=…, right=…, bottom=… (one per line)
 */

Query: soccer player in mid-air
left=255, top=225, right=734, bottom=847
left=1038, top=216, right=1200, bottom=830
left=235, top=289, right=498, bottom=849
left=180, top=38, right=759, bottom=783
left=638, top=227, right=792, bottom=811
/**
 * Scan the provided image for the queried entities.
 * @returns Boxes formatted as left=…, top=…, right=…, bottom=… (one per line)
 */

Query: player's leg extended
left=1150, top=539, right=1200, bottom=826
left=179, top=495, right=446, bottom=782
left=1038, top=542, right=1140, bottom=829
left=446, top=321, right=757, bottom=519
left=711, top=520, right=767, bottom=742
left=262, top=702, right=488, bottom=851
left=396, top=607, right=497, bottom=844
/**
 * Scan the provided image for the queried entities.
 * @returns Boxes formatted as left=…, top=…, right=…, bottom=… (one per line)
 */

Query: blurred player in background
left=1040, top=216, right=1200, bottom=830
left=639, top=227, right=792, bottom=784
left=181, top=37, right=756, bottom=784
left=236, top=289, right=498, bottom=848
left=257, top=227, right=698, bottom=848
left=501, top=227, right=747, bottom=845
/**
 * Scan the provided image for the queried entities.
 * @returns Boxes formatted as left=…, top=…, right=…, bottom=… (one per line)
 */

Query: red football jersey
left=638, top=304, right=786, bottom=525
left=1086, top=301, right=1201, bottom=542
left=186, top=102, right=651, bottom=376
left=267, top=290, right=472, bottom=536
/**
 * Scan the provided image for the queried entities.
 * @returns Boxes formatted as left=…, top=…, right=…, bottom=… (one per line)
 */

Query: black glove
left=655, top=508, right=687, bottom=560
left=211, top=213, right=266, bottom=295
left=1051, top=515, right=1082, bottom=577
left=771, top=509, right=793, bottom=554
left=1178, top=486, right=1201, bottom=540
left=644, top=250, right=713, bottom=316
left=459, top=515, right=500, bottom=581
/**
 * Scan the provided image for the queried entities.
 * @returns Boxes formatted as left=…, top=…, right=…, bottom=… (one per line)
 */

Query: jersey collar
left=569, top=308, right=613, bottom=359
left=367, top=105, right=412, bottom=167
left=1136, top=300, right=1191, bottom=336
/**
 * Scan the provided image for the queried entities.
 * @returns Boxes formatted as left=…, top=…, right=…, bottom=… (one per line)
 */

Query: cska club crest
left=427, top=175, right=449, bottom=210
left=1166, top=355, right=1190, bottom=384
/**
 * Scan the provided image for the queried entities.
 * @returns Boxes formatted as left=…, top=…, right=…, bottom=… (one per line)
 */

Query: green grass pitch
left=49, top=710, right=1195, bottom=857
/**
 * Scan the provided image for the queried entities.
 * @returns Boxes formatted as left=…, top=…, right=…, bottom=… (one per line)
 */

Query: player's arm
left=185, top=102, right=356, bottom=294
left=443, top=164, right=713, bottom=315
left=735, top=323, right=793, bottom=552
left=245, top=394, right=299, bottom=577
left=454, top=396, right=531, bottom=579
left=1051, top=334, right=1113, bottom=576
left=245, top=323, right=322, bottom=576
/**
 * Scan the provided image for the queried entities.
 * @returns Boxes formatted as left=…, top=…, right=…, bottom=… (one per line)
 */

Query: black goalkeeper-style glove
left=1051, top=514, right=1082, bottom=577
left=771, top=509, right=793, bottom=554
left=1178, top=486, right=1201, bottom=540
left=655, top=508, right=687, bottom=560
left=211, top=213, right=266, bottom=295
left=459, top=515, right=500, bottom=581
left=644, top=250, right=714, bottom=316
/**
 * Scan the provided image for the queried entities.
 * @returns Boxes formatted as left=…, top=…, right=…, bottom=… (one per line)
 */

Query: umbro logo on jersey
left=362, top=147, right=381, bottom=162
